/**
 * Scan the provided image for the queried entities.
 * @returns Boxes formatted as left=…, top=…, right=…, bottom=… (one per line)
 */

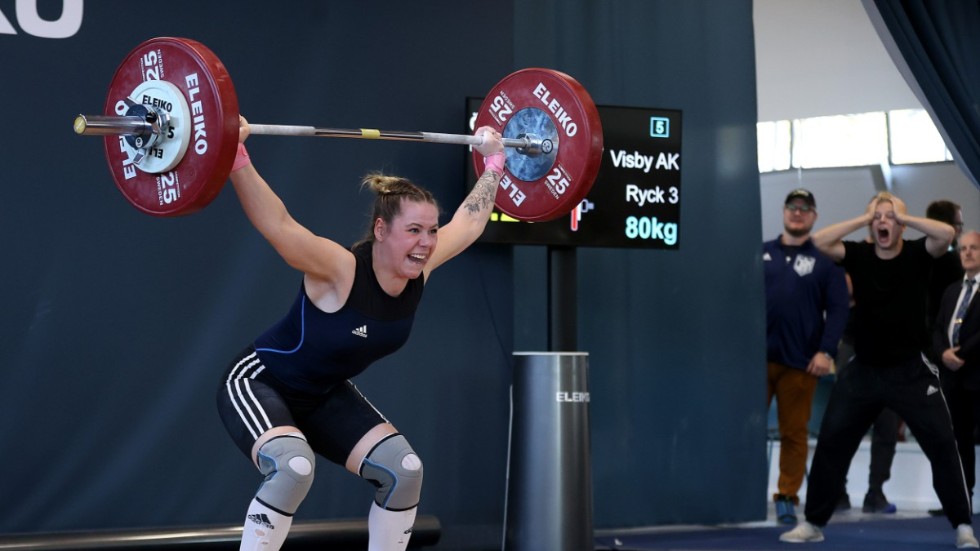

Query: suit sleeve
left=957, top=291, right=980, bottom=364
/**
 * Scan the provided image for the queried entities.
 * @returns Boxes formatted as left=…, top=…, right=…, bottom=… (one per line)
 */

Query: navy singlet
left=253, top=241, right=424, bottom=395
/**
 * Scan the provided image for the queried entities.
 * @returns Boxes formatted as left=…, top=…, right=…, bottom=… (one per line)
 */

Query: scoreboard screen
left=465, top=99, right=682, bottom=249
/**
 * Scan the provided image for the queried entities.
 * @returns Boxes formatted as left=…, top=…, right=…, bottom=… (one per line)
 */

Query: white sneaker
left=779, top=521, right=825, bottom=543
left=957, top=524, right=979, bottom=548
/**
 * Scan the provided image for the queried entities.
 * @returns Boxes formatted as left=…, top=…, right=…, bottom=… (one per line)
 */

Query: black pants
left=868, top=409, right=901, bottom=491
left=837, top=358, right=900, bottom=492
left=939, top=367, right=980, bottom=496
left=804, top=354, right=972, bottom=528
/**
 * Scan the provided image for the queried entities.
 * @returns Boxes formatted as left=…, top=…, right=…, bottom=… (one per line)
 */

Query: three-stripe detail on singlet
left=226, top=350, right=273, bottom=440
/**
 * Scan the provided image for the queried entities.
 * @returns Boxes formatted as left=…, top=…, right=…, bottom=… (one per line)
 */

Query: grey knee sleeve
left=359, top=434, right=423, bottom=511
left=255, top=435, right=315, bottom=515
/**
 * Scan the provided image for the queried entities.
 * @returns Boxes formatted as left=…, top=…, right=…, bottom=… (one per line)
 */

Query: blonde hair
left=359, top=173, right=438, bottom=243
left=871, top=191, right=895, bottom=204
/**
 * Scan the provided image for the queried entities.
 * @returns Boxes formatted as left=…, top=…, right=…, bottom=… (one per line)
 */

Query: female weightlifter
left=216, top=115, right=505, bottom=551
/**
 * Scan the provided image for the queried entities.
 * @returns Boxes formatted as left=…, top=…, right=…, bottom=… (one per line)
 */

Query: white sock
left=367, top=502, right=418, bottom=551
left=239, top=498, right=293, bottom=551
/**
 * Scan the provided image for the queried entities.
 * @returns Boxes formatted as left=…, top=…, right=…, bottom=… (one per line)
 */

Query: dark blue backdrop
left=512, top=0, right=766, bottom=527
left=0, top=1, right=763, bottom=548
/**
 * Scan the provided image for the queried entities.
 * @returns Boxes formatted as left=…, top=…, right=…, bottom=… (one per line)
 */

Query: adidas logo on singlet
left=247, top=513, right=275, bottom=529
left=352, top=325, right=368, bottom=338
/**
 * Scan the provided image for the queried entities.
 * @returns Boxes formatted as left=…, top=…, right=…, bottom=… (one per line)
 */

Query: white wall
left=754, top=0, right=920, bottom=121
left=891, top=164, right=980, bottom=233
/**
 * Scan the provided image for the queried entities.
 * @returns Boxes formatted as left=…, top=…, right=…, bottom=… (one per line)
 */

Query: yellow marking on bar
left=361, top=129, right=381, bottom=139
left=489, top=212, right=526, bottom=224
left=73, top=116, right=86, bottom=135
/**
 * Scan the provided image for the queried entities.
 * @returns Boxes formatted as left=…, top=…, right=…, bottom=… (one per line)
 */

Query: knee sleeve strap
left=255, top=435, right=315, bottom=515
left=359, top=434, right=423, bottom=511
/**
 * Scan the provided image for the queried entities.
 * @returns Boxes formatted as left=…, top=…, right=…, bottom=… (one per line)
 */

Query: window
left=792, top=113, right=888, bottom=169
left=888, top=109, right=953, bottom=164
left=757, top=120, right=791, bottom=173
left=757, top=108, right=952, bottom=172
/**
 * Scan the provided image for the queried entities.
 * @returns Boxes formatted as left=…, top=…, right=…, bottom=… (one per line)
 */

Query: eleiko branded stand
left=503, top=351, right=593, bottom=551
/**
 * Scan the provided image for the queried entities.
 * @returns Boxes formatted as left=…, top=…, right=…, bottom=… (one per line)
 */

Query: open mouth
left=876, top=227, right=890, bottom=243
left=408, top=253, right=428, bottom=265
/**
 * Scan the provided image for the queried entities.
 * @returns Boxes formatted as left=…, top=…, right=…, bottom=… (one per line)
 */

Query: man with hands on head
left=779, top=192, right=977, bottom=549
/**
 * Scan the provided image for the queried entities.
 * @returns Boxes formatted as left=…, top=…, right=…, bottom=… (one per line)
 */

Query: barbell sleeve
left=73, top=114, right=154, bottom=136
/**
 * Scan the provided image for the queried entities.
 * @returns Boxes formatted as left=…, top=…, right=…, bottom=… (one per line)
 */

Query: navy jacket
left=764, top=236, right=849, bottom=371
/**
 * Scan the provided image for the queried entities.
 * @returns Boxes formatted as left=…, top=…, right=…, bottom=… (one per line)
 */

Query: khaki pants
left=767, top=361, right=819, bottom=503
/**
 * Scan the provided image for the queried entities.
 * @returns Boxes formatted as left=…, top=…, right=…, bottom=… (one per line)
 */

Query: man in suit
left=923, top=199, right=964, bottom=517
left=934, top=229, right=980, bottom=504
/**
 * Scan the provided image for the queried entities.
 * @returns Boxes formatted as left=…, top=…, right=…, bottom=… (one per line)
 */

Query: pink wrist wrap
left=484, top=152, right=505, bottom=174
left=232, top=143, right=251, bottom=171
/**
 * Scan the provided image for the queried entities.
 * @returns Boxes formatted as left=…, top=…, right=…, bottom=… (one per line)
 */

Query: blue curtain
left=863, top=0, right=980, bottom=189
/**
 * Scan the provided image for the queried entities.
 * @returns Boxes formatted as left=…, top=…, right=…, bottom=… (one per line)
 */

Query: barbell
left=73, top=37, right=604, bottom=222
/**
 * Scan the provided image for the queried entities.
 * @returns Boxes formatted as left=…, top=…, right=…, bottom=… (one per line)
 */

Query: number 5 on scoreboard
left=650, top=116, right=670, bottom=138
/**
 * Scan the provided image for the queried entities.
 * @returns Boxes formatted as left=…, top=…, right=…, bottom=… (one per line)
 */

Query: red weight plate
left=103, top=37, right=239, bottom=217
left=473, top=68, right=603, bottom=222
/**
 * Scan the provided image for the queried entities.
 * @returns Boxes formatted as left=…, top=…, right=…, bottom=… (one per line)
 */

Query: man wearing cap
left=780, top=192, right=978, bottom=548
left=764, top=188, right=849, bottom=525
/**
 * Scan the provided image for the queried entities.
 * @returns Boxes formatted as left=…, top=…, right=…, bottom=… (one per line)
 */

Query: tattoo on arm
left=463, top=171, right=498, bottom=215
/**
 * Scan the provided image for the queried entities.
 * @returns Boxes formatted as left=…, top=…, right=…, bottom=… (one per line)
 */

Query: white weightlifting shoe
left=779, top=520, right=824, bottom=543
left=957, top=524, right=979, bottom=548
